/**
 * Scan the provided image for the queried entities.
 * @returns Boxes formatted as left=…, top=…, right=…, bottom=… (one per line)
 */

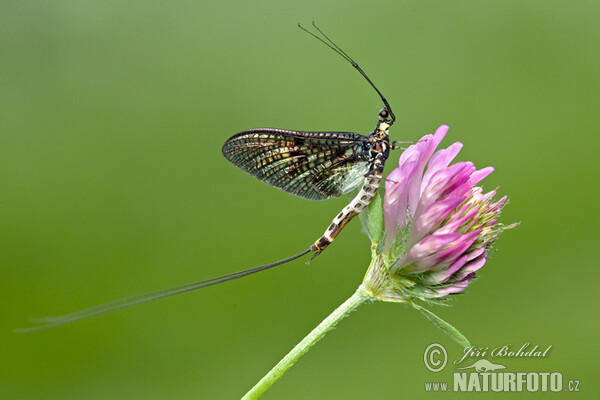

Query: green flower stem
left=241, top=285, right=370, bottom=400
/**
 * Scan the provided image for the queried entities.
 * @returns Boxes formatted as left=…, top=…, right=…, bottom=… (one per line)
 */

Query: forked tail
left=16, top=249, right=311, bottom=332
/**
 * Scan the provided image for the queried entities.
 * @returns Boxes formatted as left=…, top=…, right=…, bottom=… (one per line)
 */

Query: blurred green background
left=1, top=1, right=598, bottom=399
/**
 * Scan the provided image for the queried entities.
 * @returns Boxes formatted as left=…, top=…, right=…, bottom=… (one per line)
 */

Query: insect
left=18, top=23, right=402, bottom=332
left=224, top=23, right=398, bottom=257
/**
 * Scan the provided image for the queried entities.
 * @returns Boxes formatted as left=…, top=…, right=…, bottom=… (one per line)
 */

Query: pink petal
left=433, top=283, right=469, bottom=297
left=435, top=210, right=477, bottom=235
left=469, top=167, right=494, bottom=186
left=409, top=197, right=466, bottom=244
left=452, top=270, right=478, bottom=283
left=384, top=161, right=418, bottom=243
left=432, top=125, right=449, bottom=146
left=444, top=183, right=473, bottom=202
left=445, top=208, right=478, bottom=227
left=419, top=235, right=474, bottom=271
left=406, top=126, right=448, bottom=214
left=466, top=247, right=486, bottom=261
left=384, top=126, right=450, bottom=247
left=399, top=233, right=462, bottom=266
left=462, top=253, right=488, bottom=273
left=415, top=163, right=472, bottom=217
left=481, top=189, right=497, bottom=202
left=427, top=254, right=468, bottom=284
left=409, top=230, right=480, bottom=272
left=490, top=195, right=508, bottom=212
left=421, top=142, right=463, bottom=191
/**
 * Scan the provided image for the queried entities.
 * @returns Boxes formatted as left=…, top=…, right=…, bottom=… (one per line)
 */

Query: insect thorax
left=367, top=123, right=391, bottom=163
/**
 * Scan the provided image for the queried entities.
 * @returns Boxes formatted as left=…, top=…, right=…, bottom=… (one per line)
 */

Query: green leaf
left=412, top=303, right=471, bottom=348
left=359, top=191, right=384, bottom=244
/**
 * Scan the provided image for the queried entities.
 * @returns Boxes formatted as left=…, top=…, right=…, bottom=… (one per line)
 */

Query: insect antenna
left=298, top=21, right=395, bottom=122
left=16, top=249, right=311, bottom=332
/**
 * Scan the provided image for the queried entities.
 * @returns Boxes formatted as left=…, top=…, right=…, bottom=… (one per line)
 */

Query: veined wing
left=222, top=129, right=371, bottom=200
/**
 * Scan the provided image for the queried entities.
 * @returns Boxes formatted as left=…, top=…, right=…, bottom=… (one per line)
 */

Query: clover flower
left=244, top=125, right=514, bottom=398
left=362, top=125, right=511, bottom=302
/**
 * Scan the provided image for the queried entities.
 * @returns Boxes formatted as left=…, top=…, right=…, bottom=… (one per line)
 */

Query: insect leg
left=391, top=140, right=415, bottom=150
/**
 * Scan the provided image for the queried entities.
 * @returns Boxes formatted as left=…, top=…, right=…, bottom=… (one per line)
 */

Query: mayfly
left=18, top=22, right=403, bottom=332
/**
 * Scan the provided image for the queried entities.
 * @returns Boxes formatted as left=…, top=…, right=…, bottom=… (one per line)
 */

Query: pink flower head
left=381, top=125, right=509, bottom=299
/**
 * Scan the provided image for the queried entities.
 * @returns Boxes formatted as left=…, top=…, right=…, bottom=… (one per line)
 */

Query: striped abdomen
left=310, top=169, right=383, bottom=252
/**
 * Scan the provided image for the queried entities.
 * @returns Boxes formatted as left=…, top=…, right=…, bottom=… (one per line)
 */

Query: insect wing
left=222, top=129, right=370, bottom=200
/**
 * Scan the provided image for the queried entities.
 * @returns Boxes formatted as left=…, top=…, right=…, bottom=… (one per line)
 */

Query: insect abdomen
left=310, top=171, right=382, bottom=252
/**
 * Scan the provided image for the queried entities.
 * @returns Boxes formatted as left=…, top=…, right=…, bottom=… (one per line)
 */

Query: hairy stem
left=242, top=285, right=370, bottom=399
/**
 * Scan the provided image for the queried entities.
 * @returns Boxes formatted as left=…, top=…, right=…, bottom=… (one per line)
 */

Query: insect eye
left=379, top=109, right=389, bottom=119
